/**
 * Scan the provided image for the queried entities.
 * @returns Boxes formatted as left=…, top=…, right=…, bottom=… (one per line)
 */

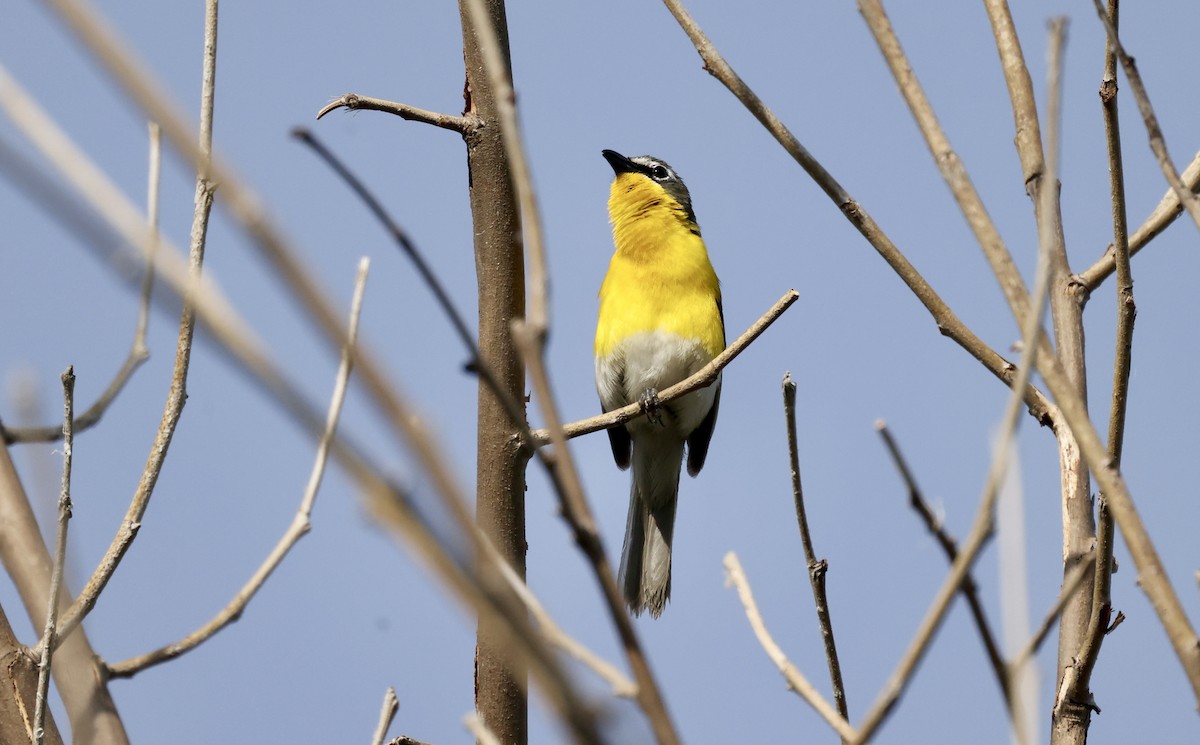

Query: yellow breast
left=596, top=173, right=724, bottom=360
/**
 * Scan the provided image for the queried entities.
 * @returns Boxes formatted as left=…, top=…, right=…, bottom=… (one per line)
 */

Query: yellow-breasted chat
left=595, top=149, right=724, bottom=618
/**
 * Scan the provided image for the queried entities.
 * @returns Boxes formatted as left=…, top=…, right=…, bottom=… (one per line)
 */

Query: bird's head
left=602, top=149, right=696, bottom=225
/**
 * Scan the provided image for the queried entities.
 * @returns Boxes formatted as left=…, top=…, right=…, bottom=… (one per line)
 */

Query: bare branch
left=316, top=93, right=471, bottom=133
left=1073, top=0, right=1133, bottom=700
left=48, top=0, right=220, bottom=647
left=106, top=258, right=369, bottom=678
left=1078, top=151, right=1200, bottom=292
left=724, top=552, right=858, bottom=742
left=782, top=374, right=848, bottom=726
left=658, top=0, right=1055, bottom=427
left=531, top=289, right=798, bottom=446
left=875, top=420, right=1011, bottom=711
left=371, top=687, right=399, bottom=745
left=32, top=367, right=75, bottom=745
left=1089, top=0, right=1200, bottom=232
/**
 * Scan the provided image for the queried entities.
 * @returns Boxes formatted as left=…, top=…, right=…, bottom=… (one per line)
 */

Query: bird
left=595, top=149, right=724, bottom=618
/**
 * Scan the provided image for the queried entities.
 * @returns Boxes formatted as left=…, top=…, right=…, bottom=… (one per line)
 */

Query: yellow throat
left=596, top=170, right=723, bottom=360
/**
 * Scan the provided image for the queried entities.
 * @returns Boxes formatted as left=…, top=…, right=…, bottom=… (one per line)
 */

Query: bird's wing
left=685, top=377, right=720, bottom=477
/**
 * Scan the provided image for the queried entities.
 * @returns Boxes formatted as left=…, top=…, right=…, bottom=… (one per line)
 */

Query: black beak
left=602, top=149, right=638, bottom=175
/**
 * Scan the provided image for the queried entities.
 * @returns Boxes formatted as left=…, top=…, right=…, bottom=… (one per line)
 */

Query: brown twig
left=32, top=367, right=75, bottom=745
left=1072, top=0, right=1132, bottom=702
left=658, top=0, right=1055, bottom=428
left=782, top=373, right=849, bottom=726
left=530, top=290, right=798, bottom=446
left=371, top=687, right=399, bottom=745
left=1089, top=0, right=1200, bottom=233
left=1077, top=151, right=1200, bottom=292
left=316, top=93, right=471, bottom=133
left=106, top=258, right=369, bottom=678
left=874, top=420, right=1011, bottom=712
left=723, top=552, right=859, bottom=742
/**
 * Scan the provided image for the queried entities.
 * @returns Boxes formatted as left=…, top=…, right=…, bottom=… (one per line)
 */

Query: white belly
left=596, top=330, right=719, bottom=437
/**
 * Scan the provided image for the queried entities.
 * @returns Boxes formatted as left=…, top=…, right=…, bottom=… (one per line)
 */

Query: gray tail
left=618, top=439, right=683, bottom=618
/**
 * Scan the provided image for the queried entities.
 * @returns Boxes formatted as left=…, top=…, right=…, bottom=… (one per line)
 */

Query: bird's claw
left=640, top=388, right=664, bottom=427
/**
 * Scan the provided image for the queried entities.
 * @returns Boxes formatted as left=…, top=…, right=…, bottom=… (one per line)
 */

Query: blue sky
left=2, top=1, right=1199, bottom=743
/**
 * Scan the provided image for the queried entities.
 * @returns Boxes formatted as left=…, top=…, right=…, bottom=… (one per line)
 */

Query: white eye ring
left=651, top=165, right=670, bottom=180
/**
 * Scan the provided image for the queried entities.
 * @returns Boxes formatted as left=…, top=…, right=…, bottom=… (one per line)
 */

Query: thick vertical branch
left=459, top=2, right=528, bottom=743
left=979, top=9, right=1095, bottom=741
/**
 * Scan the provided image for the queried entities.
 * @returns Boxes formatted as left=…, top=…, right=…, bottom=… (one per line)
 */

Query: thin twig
left=371, top=687, right=399, bottom=745
left=874, top=420, right=1011, bottom=712
left=316, top=93, right=471, bottom=133
left=2, top=121, right=160, bottom=446
left=658, top=0, right=1055, bottom=428
left=290, top=130, right=531, bottom=451
left=1009, top=555, right=1093, bottom=679
left=493, top=553, right=636, bottom=698
left=723, top=552, right=858, bottom=742
left=106, top=258, right=370, bottom=678
left=531, top=290, right=799, bottom=446
left=32, top=367, right=75, bottom=745
left=782, top=373, right=848, bottom=726
left=46, top=0, right=220, bottom=650
left=1089, top=0, right=1200, bottom=233
left=1073, top=0, right=1132, bottom=699
left=1077, top=151, right=1200, bottom=292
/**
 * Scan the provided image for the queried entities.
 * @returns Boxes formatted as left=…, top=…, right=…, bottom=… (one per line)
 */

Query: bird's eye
left=650, top=165, right=670, bottom=180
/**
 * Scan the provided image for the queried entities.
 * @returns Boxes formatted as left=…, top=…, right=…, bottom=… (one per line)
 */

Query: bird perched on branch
left=595, top=149, right=724, bottom=618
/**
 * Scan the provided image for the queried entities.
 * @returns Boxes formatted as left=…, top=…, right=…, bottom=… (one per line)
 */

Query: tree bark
left=459, top=2, right=528, bottom=743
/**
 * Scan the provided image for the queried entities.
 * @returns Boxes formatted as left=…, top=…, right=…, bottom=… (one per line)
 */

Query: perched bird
left=595, top=149, right=724, bottom=617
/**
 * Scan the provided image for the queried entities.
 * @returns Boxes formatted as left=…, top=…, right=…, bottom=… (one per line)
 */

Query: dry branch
left=724, top=552, right=858, bottom=742
left=875, top=420, right=1011, bottom=712
left=782, top=374, right=848, bottom=725
left=658, top=0, right=1055, bottom=428
left=32, top=368, right=75, bottom=745
left=316, top=93, right=471, bottom=133
left=107, top=258, right=369, bottom=678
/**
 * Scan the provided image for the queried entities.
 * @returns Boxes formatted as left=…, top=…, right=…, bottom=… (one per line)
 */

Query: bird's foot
left=640, top=388, right=664, bottom=427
